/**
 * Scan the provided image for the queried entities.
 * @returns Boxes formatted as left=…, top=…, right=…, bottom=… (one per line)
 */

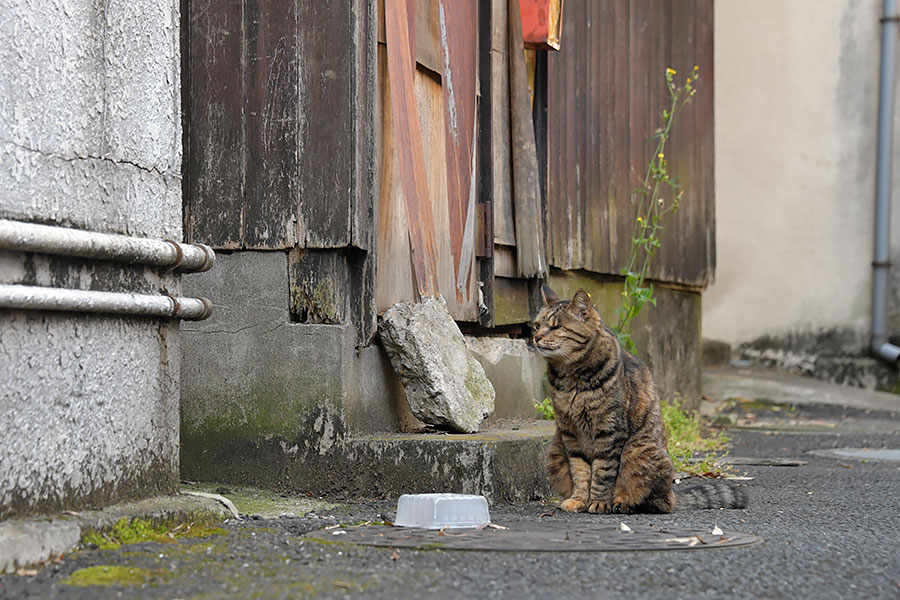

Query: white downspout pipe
left=0, top=219, right=215, bottom=273
left=872, top=0, right=900, bottom=362
left=0, top=285, right=213, bottom=320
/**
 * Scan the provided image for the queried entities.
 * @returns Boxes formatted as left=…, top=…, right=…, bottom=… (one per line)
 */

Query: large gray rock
left=378, top=297, right=495, bottom=433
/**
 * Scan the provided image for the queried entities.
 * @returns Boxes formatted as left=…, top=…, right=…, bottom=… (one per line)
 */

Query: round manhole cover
left=809, top=448, right=900, bottom=462
left=305, top=522, right=761, bottom=552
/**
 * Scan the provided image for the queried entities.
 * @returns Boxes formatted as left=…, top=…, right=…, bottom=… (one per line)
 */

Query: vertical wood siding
left=185, top=1, right=364, bottom=250
left=546, top=0, right=714, bottom=287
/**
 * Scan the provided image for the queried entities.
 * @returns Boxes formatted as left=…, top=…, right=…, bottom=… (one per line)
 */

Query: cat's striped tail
left=675, top=480, right=749, bottom=510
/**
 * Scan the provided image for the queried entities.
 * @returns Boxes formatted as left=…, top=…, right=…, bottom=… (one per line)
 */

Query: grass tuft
left=663, top=394, right=730, bottom=475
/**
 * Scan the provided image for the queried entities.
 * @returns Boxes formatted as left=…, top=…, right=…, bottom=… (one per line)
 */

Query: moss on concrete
left=81, top=517, right=226, bottom=550
left=61, top=565, right=159, bottom=586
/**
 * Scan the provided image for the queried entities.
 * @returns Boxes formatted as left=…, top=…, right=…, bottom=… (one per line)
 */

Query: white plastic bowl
left=394, top=493, right=491, bottom=529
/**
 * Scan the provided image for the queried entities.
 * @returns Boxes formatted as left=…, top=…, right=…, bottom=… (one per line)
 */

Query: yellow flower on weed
left=657, top=153, right=664, bottom=160
left=666, top=67, right=677, bottom=75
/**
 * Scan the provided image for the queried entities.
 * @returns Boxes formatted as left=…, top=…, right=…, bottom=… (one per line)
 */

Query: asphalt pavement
left=2, top=369, right=900, bottom=599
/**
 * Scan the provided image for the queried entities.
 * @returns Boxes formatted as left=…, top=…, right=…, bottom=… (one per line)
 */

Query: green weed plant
left=615, top=65, right=699, bottom=352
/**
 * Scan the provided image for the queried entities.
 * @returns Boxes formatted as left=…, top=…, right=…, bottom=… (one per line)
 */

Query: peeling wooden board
left=242, top=0, right=299, bottom=249
left=493, top=276, right=532, bottom=325
left=376, top=48, right=418, bottom=313
left=289, top=249, right=353, bottom=324
left=439, top=0, right=479, bottom=302
left=294, top=1, right=356, bottom=249
left=491, top=45, right=515, bottom=247
left=187, top=0, right=365, bottom=251
left=477, top=0, right=496, bottom=327
left=508, top=0, right=546, bottom=278
left=185, top=1, right=244, bottom=248
left=377, top=0, right=445, bottom=78
left=384, top=0, right=441, bottom=298
left=493, top=244, right=518, bottom=278
left=376, top=49, right=479, bottom=321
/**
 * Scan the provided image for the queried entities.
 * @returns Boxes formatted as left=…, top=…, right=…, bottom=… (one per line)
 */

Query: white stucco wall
left=0, top=0, right=183, bottom=519
left=704, top=0, right=892, bottom=351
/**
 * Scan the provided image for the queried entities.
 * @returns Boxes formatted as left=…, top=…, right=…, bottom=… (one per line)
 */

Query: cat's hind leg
left=612, top=443, right=674, bottom=513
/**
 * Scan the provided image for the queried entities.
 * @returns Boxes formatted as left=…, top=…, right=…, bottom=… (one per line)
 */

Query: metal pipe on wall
left=0, top=219, right=215, bottom=273
left=872, top=0, right=900, bottom=362
left=0, top=285, right=213, bottom=320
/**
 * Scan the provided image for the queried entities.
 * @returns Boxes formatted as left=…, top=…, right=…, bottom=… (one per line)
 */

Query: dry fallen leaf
left=391, top=549, right=400, bottom=561
left=485, top=523, right=508, bottom=530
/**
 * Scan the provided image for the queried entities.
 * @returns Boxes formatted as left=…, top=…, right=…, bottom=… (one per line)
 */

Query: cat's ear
left=568, top=290, right=593, bottom=321
left=541, top=284, right=560, bottom=306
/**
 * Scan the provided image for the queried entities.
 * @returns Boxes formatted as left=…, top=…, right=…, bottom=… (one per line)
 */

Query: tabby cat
left=532, top=286, right=747, bottom=513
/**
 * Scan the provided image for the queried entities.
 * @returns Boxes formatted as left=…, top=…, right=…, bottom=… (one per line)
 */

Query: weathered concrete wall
left=705, top=0, right=900, bottom=386
left=181, top=251, right=553, bottom=499
left=0, top=0, right=182, bottom=519
left=466, top=337, right=548, bottom=422
left=180, top=252, right=352, bottom=479
left=0, top=0, right=182, bottom=238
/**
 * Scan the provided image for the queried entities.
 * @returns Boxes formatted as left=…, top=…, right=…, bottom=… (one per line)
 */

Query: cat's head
left=531, top=285, right=601, bottom=360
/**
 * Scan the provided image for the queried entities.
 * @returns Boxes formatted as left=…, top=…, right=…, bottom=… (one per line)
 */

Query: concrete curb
left=703, top=366, right=900, bottom=413
left=0, top=493, right=232, bottom=574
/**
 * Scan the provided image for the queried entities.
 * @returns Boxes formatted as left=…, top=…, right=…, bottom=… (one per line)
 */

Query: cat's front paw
left=560, top=498, right=587, bottom=513
left=587, top=501, right=614, bottom=514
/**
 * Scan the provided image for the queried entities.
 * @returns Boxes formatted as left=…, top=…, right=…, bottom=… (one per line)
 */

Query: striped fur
left=535, top=286, right=746, bottom=513
left=675, top=480, right=749, bottom=510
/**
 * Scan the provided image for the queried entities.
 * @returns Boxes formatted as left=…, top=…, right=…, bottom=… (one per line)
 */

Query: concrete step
left=184, top=421, right=555, bottom=505
left=344, top=422, right=554, bottom=503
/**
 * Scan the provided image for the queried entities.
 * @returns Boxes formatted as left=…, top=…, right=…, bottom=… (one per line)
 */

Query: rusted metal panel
left=184, top=1, right=244, bottom=248
left=546, top=0, right=714, bottom=288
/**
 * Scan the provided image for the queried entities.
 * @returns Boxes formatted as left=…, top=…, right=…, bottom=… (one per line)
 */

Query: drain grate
left=810, top=448, right=900, bottom=462
left=305, top=522, right=761, bottom=552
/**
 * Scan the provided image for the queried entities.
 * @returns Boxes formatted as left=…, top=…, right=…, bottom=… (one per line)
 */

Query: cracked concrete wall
left=0, top=0, right=183, bottom=519
left=0, top=0, right=182, bottom=237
